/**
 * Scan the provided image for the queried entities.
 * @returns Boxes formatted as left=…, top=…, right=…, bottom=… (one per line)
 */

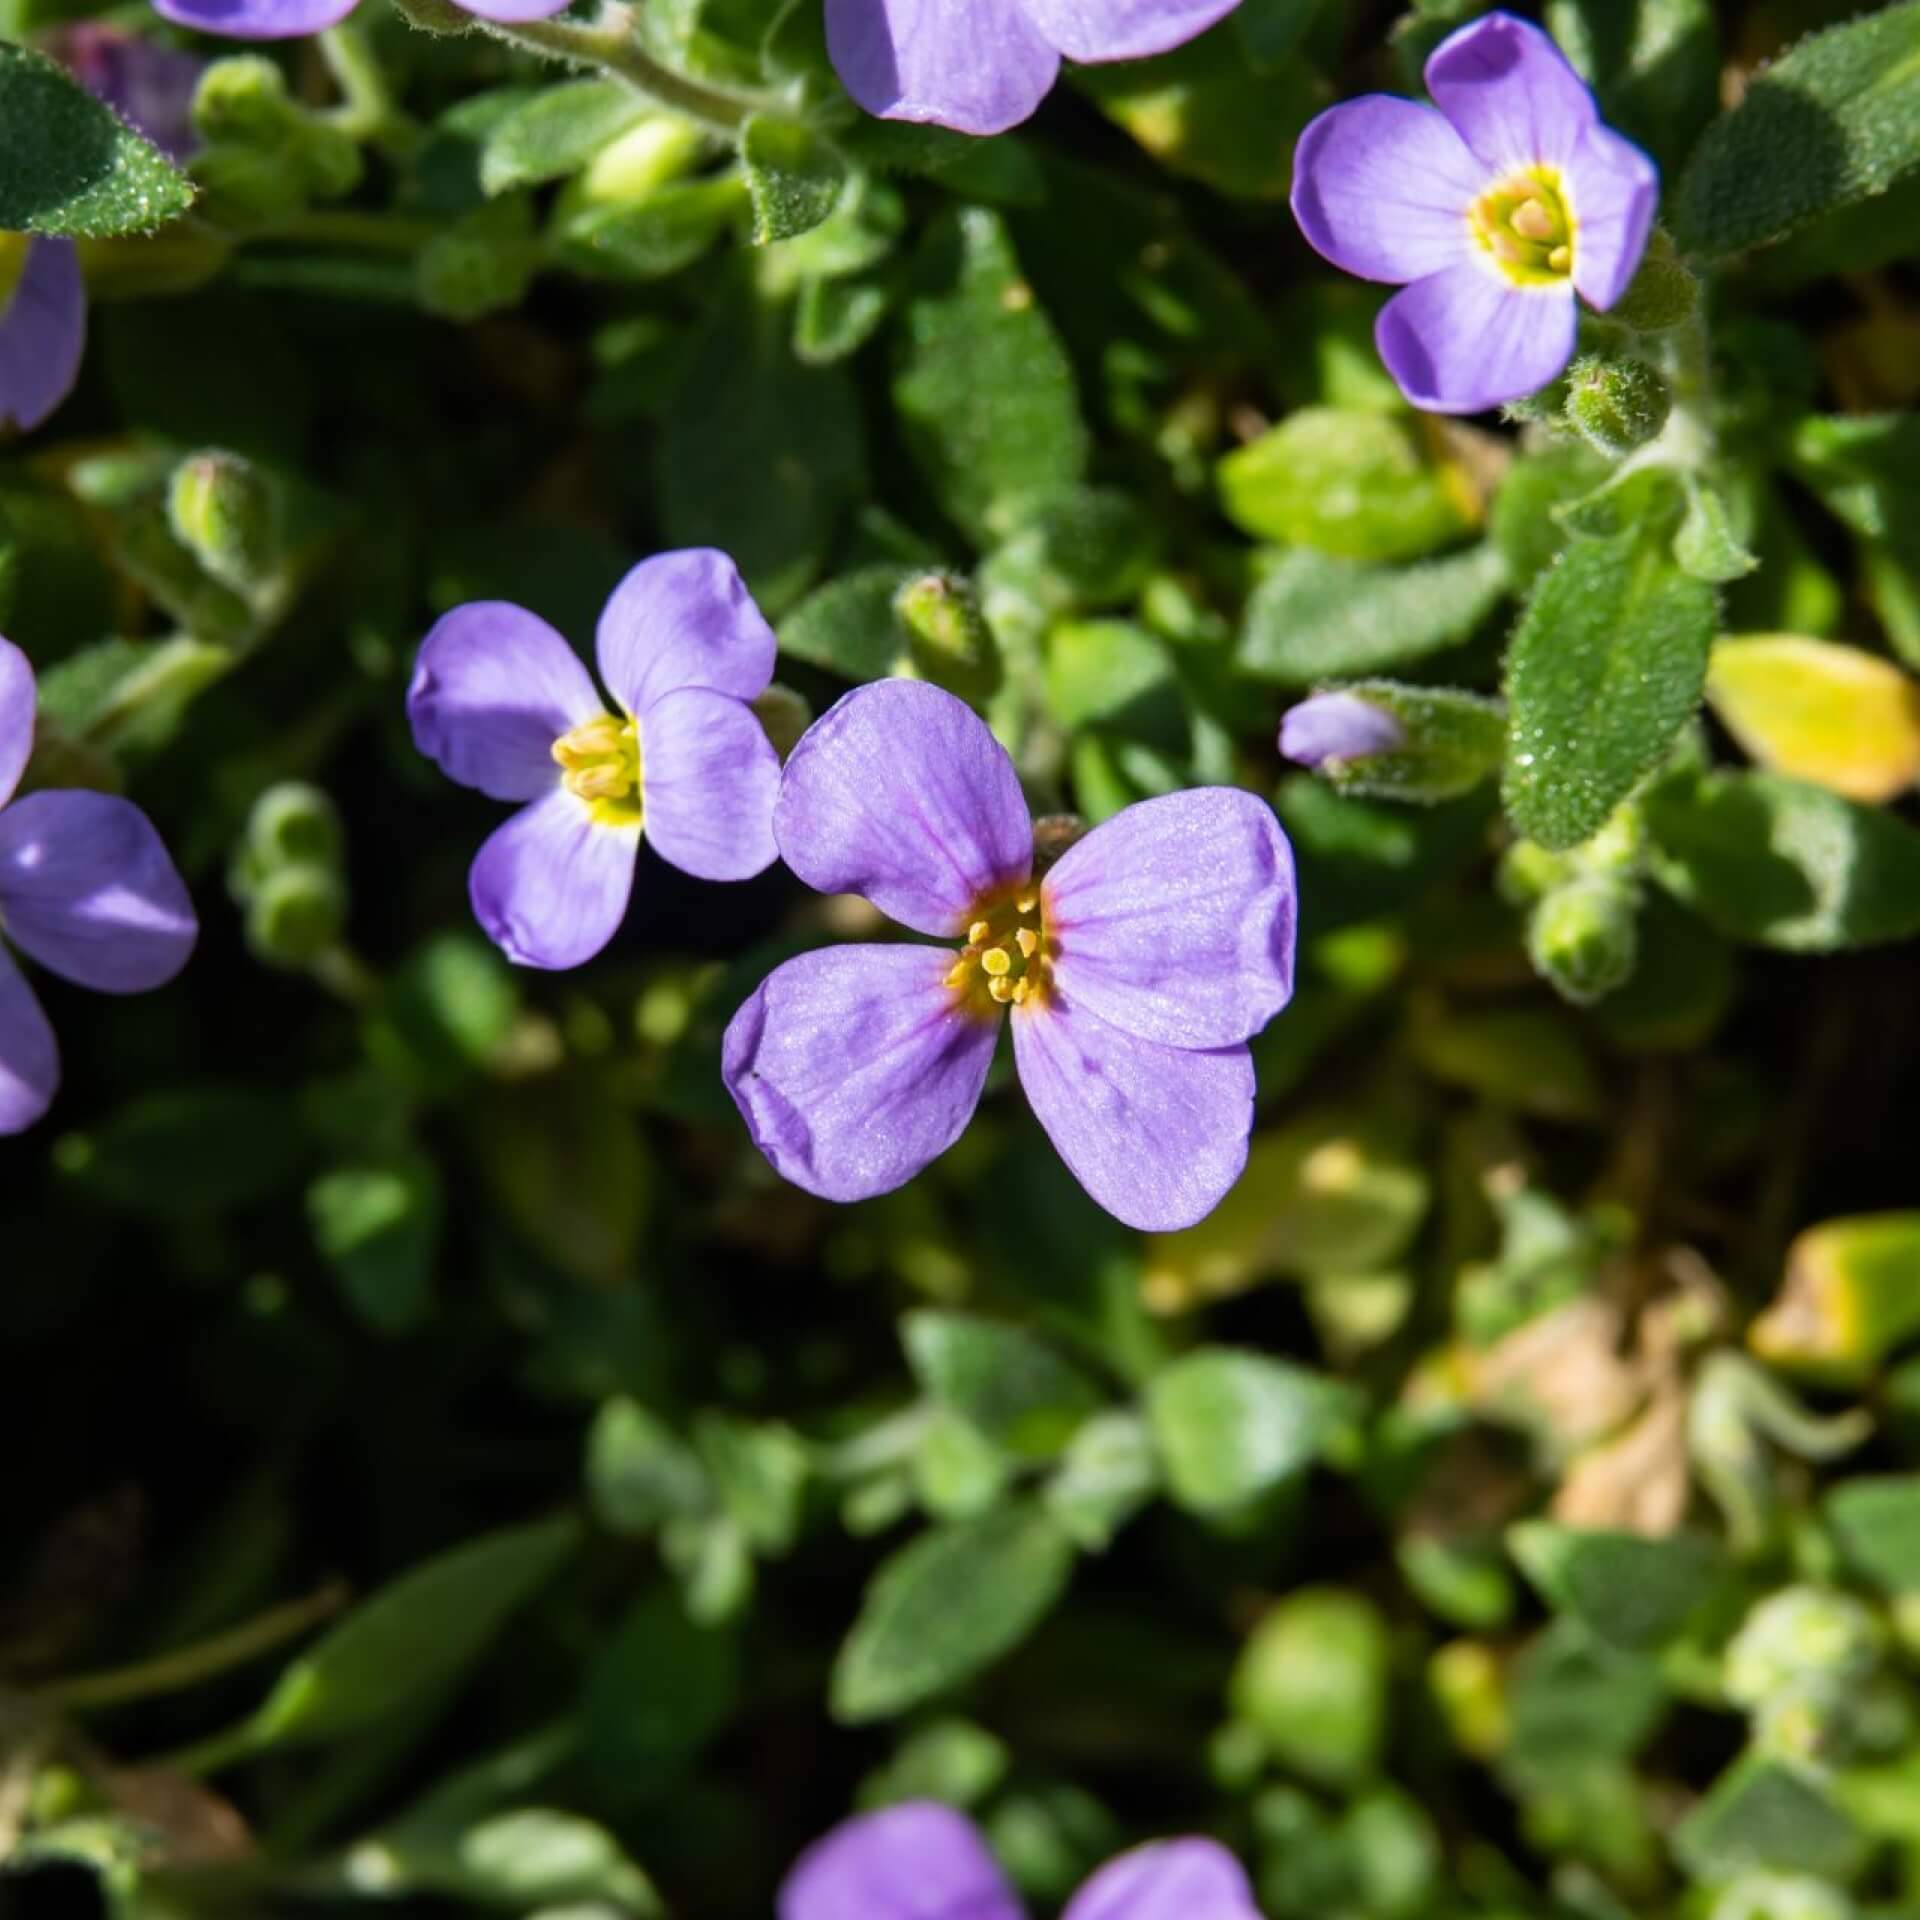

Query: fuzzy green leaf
left=741, top=113, right=847, bottom=245
left=478, top=80, right=652, bottom=195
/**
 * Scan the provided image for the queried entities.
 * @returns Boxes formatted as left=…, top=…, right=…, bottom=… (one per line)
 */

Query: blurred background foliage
left=6, top=0, right=1920, bottom=1915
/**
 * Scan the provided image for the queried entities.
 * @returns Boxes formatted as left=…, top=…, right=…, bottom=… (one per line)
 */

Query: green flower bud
left=416, top=198, right=539, bottom=323
left=1565, top=355, right=1672, bottom=456
left=895, top=571, right=1000, bottom=704
left=1612, top=230, right=1698, bottom=333
left=750, top=684, right=812, bottom=761
left=1292, top=680, right=1505, bottom=805
left=1710, top=1873, right=1853, bottom=1920
left=1497, top=837, right=1575, bottom=907
left=168, top=451, right=280, bottom=598
left=246, top=781, right=346, bottom=875
left=192, top=55, right=293, bottom=145
left=1527, top=876, right=1638, bottom=1005
left=1726, top=1586, right=1883, bottom=1709
left=247, top=862, right=348, bottom=970
left=191, top=60, right=362, bottom=223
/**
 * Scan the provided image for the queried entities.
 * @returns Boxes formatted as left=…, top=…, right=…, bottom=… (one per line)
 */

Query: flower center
left=1469, top=171, right=1575, bottom=287
left=0, top=234, right=31, bottom=317
left=553, top=713, right=642, bottom=829
left=945, top=891, right=1052, bottom=1014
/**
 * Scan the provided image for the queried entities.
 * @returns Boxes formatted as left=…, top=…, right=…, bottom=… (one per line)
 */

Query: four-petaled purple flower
left=408, top=549, right=783, bottom=972
left=781, top=1801, right=1265, bottom=1920
left=1290, top=10, right=1657, bottom=414
left=152, top=0, right=565, bottom=43
left=828, top=0, right=1245, bottom=137
left=0, top=639, right=198, bottom=1135
left=1279, top=691, right=1405, bottom=769
left=722, top=680, right=1295, bottom=1232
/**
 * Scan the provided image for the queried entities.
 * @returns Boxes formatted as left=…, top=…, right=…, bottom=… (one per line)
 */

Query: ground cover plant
left=5, top=0, right=1920, bottom=1915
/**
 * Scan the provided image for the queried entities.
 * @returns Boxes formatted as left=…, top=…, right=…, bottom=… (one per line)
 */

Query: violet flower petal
left=152, top=0, right=359, bottom=36
left=49, top=25, right=204, bottom=160
left=0, top=240, right=86, bottom=434
left=453, top=0, right=571, bottom=20
left=1044, top=789, right=1295, bottom=1052
left=1019, top=0, right=1242, bottom=64
left=638, top=686, right=780, bottom=883
left=468, top=788, right=637, bottom=971
left=0, top=945, right=58, bottom=1136
left=1290, top=95, right=1485, bottom=285
left=774, top=682, right=1033, bottom=938
left=0, top=637, right=35, bottom=810
left=1063, top=1841, right=1263, bottom=1920
left=825, top=0, right=1060, bottom=137
left=408, top=601, right=601, bottom=804
left=1375, top=266, right=1576, bottom=414
left=1567, top=121, right=1659, bottom=312
left=1424, top=10, right=1595, bottom=175
left=0, top=790, right=196, bottom=993
left=1012, top=994, right=1253, bottom=1231
left=723, top=944, right=998, bottom=1205
left=595, top=548, right=777, bottom=717
left=778, top=1801, right=1026, bottom=1920
left=1279, top=691, right=1405, bottom=768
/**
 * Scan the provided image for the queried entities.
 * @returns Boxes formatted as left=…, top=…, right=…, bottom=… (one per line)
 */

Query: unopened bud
left=246, top=781, right=345, bottom=874
left=1497, top=838, right=1574, bottom=907
left=192, top=59, right=361, bottom=220
left=191, top=55, right=290, bottom=144
left=1286, top=681, right=1504, bottom=804
left=577, top=115, right=708, bottom=206
left=247, top=862, right=347, bottom=969
left=416, top=198, right=539, bottom=322
left=1726, top=1586, right=1882, bottom=1710
left=1527, top=876, right=1637, bottom=1005
left=168, top=451, right=280, bottom=596
left=1565, top=355, right=1671, bottom=456
left=1279, top=691, right=1403, bottom=769
left=895, top=571, right=1000, bottom=703
left=750, top=683, right=811, bottom=761
left=1611, top=230, right=1698, bottom=333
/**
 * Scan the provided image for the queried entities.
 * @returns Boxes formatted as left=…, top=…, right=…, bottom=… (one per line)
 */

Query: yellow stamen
left=1548, top=243, right=1572, bottom=273
left=1510, top=197, right=1557, bottom=242
left=945, top=886, right=1053, bottom=1017
left=1467, top=168, right=1576, bottom=288
left=988, top=977, right=1015, bottom=1003
left=944, top=958, right=974, bottom=990
left=981, top=948, right=1012, bottom=978
left=1015, top=927, right=1039, bottom=959
left=552, top=712, right=642, bottom=828
left=969, top=921, right=991, bottom=945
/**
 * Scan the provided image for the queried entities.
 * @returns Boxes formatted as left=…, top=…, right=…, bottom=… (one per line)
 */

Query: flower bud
left=1284, top=681, right=1504, bottom=804
left=191, top=55, right=291, bottom=145
left=1279, top=692, right=1404, bottom=769
left=192, top=60, right=362, bottom=222
left=416, top=199, right=539, bottom=322
left=750, top=684, right=812, bottom=761
left=1611, top=230, right=1698, bottom=333
left=246, top=862, right=348, bottom=970
left=1565, top=355, right=1672, bottom=456
left=168, top=451, right=280, bottom=598
left=895, top=571, right=1000, bottom=704
left=246, top=781, right=345, bottom=874
left=577, top=116, right=708, bottom=207
left=1527, top=876, right=1638, bottom=1006
left=1725, top=1586, right=1882, bottom=1710
left=1497, top=838, right=1574, bottom=907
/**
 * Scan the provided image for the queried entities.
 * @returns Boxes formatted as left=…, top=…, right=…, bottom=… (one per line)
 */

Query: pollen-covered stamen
left=944, top=890, right=1052, bottom=1012
left=552, top=713, right=643, bottom=826
left=1469, top=170, right=1575, bottom=287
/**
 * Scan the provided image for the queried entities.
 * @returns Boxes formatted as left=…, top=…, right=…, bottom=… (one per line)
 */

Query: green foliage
left=741, top=112, right=847, bottom=242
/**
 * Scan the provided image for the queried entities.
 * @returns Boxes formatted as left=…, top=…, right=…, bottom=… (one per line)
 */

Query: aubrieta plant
left=6, top=0, right=1920, bottom=1916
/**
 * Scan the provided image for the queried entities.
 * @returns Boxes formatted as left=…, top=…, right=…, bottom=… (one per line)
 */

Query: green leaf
left=478, top=81, right=652, bottom=195
left=778, top=564, right=910, bottom=680
left=1507, top=1524, right=1723, bottom=1651
left=1546, top=0, right=1719, bottom=174
left=794, top=273, right=892, bottom=365
left=1146, top=1348, right=1356, bottom=1517
left=1673, top=0, right=1920, bottom=257
left=1825, top=1477, right=1920, bottom=1593
left=741, top=113, right=847, bottom=244
left=1239, top=545, right=1508, bottom=686
left=1502, top=523, right=1717, bottom=850
left=1788, top=411, right=1920, bottom=548
left=903, top=1311, right=1106, bottom=1461
left=307, top=1158, right=441, bottom=1336
left=245, top=1513, right=580, bottom=1750
left=1673, top=477, right=1759, bottom=583
left=0, top=42, right=194, bottom=236
left=1046, top=620, right=1176, bottom=735
left=553, top=178, right=743, bottom=281
left=1219, top=409, right=1479, bottom=562
left=831, top=1504, right=1076, bottom=1722
left=1672, top=1756, right=1868, bottom=1882
left=1507, top=1620, right=1668, bottom=1772
left=1231, top=1588, right=1390, bottom=1789
left=1643, top=767, right=1920, bottom=950
left=893, top=207, right=1089, bottom=545
left=1042, top=1411, right=1158, bottom=1551
left=586, top=1398, right=712, bottom=1535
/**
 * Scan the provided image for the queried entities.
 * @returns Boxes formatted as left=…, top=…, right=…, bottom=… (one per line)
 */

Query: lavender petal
left=0, top=945, right=58, bottom=1136
left=825, top=0, right=1060, bottom=136
left=453, top=0, right=572, bottom=19
left=1063, top=1841, right=1263, bottom=1920
left=1012, top=992, right=1254, bottom=1232
left=723, top=944, right=998, bottom=1204
left=0, top=637, right=35, bottom=810
left=0, top=791, right=196, bottom=993
left=469, top=788, right=638, bottom=971
left=1019, top=0, right=1242, bottom=63
left=151, top=0, right=360, bottom=37
left=774, top=682, right=1032, bottom=937
left=0, top=240, right=85, bottom=434
left=1279, top=691, right=1406, bottom=768
left=1568, top=122, right=1660, bottom=312
left=1044, top=789, right=1296, bottom=1052
left=408, top=601, right=601, bottom=803
left=1290, top=95, right=1484, bottom=286
left=638, top=687, right=780, bottom=883
left=1424, top=10, right=1596, bottom=174
left=779, top=1802, right=1026, bottom=1920
left=595, top=548, right=777, bottom=717
left=1375, top=265, right=1576, bottom=414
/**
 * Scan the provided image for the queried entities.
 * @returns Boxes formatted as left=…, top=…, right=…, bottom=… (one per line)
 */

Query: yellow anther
left=1015, top=927, right=1039, bottom=959
left=981, top=948, right=1012, bottom=978
left=1016, top=894, right=1037, bottom=915
left=944, top=958, right=974, bottom=990
left=1548, top=244, right=1572, bottom=273
left=1468, top=169, right=1575, bottom=288
left=568, top=765, right=630, bottom=801
left=968, top=920, right=992, bottom=945
left=988, top=976, right=1015, bottom=1003
left=552, top=712, right=642, bottom=825
left=1011, top=977, right=1032, bottom=1005
left=1510, top=197, right=1557, bottom=242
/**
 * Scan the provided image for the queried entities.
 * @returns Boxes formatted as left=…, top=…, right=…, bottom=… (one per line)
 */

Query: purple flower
left=0, top=237, right=86, bottom=434
left=779, top=1802, right=1264, bottom=1920
left=0, top=638, right=198, bottom=1135
left=151, top=0, right=565, bottom=42
left=1290, top=10, right=1658, bottom=414
left=722, top=680, right=1295, bottom=1232
left=407, top=549, right=782, bottom=972
left=47, top=24, right=205, bottom=160
left=827, top=0, right=1245, bottom=137
left=1279, top=692, right=1405, bottom=769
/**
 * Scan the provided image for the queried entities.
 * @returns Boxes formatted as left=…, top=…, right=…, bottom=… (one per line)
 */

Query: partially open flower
left=1290, top=11, right=1657, bottom=413
left=1279, top=691, right=1406, bottom=769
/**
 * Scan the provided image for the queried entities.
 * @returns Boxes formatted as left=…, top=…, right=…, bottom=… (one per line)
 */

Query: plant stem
left=46, top=1579, right=350, bottom=1713
left=319, top=22, right=419, bottom=155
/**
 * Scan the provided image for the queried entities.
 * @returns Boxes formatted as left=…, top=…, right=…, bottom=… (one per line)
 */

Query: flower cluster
left=0, top=641, right=197, bottom=1134
left=1290, top=10, right=1657, bottom=413
left=780, top=1801, right=1263, bottom=1920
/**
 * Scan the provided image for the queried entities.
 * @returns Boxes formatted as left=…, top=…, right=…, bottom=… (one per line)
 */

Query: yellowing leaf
left=1706, top=634, right=1920, bottom=803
